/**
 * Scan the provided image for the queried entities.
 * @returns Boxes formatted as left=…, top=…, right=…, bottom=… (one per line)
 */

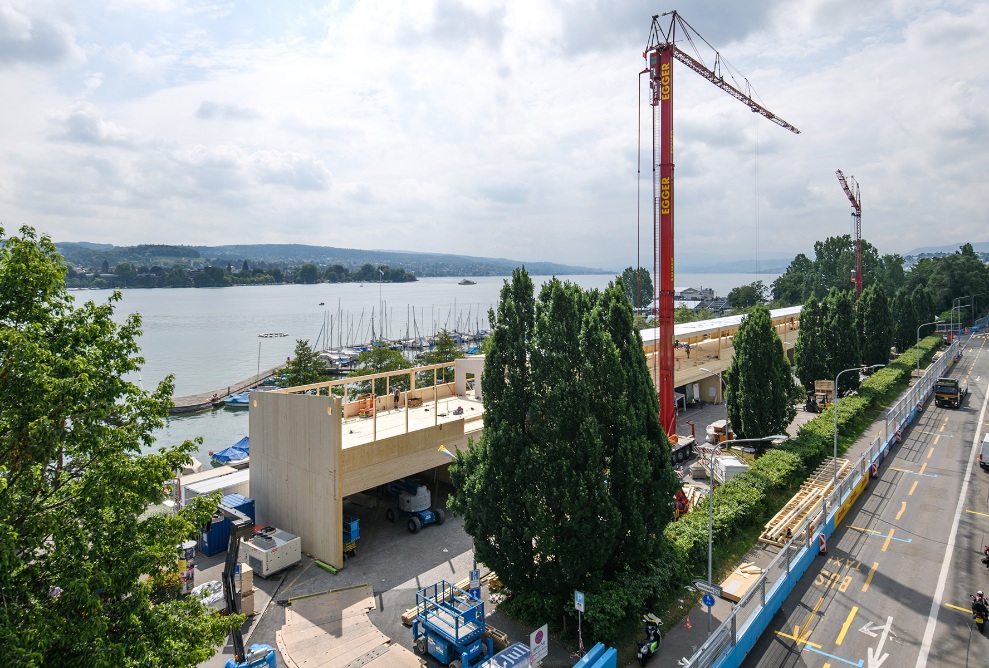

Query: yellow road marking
left=774, top=629, right=822, bottom=648
left=862, top=562, right=878, bottom=592
left=836, top=606, right=858, bottom=645
left=930, top=442, right=937, bottom=453
left=920, top=462, right=927, bottom=475
left=849, top=525, right=882, bottom=535
left=967, top=509, right=989, bottom=517
left=909, top=480, right=918, bottom=496
left=797, top=596, right=825, bottom=640
left=946, top=602, right=971, bottom=613
left=940, top=424, right=945, bottom=432
left=896, top=502, right=906, bottom=520
left=824, top=664, right=831, bottom=668
left=882, top=528, right=895, bottom=552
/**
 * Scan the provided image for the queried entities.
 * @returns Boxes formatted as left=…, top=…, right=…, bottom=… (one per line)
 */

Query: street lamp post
left=702, top=434, right=787, bottom=636
left=916, top=320, right=939, bottom=379
left=833, top=365, right=885, bottom=491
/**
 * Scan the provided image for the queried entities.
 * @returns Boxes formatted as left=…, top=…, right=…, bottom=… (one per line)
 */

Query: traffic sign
left=469, top=569, right=481, bottom=600
left=703, top=593, right=715, bottom=607
left=574, top=590, right=585, bottom=613
left=530, top=624, right=548, bottom=662
left=692, top=579, right=723, bottom=597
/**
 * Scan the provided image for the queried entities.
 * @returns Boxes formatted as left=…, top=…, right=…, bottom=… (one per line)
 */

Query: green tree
left=727, top=281, right=767, bottom=310
left=114, top=261, right=137, bottom=287
left=823, top=288, right=861, bottom=393
left=296, top=263, right=320, bottom=284
left=449, top=270, right=679, bottom=636
left=725, top=304, right=796, bottom=443
left=618, top=266, right=653, bottom=311
left=772, top=253, right=813, bottom=305
left=285, top=339, right=325, bottom=387
left=859, top=283, right=892, bottom=366
left=890, top=288, right=916, bottom=353
left=417, top=330, right=464, bottom=387
left=793, top=295, right=828, bottom=392
left=0, top=226, right=236, bottom=666
left=348, top=346, right=410, bottom=395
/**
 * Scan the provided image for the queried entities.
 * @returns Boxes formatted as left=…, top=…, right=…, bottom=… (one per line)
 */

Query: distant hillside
left=906, top=241, right=989, bottom=256
left=677, top=257, right=792, bottom=274
left=55, top=242, right=609, bottom=277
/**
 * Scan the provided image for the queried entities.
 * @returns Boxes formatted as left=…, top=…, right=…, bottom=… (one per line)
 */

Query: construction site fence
left=679, top=339, right=961, bottom=668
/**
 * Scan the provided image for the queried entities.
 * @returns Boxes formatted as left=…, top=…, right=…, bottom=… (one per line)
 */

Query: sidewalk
left=656, top=380, right=921, bottom=667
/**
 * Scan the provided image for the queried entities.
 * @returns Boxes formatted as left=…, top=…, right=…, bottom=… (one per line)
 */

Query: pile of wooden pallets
left=401, top=571, right=499, bottom=626
left=759, top=458, right=851, bottom=546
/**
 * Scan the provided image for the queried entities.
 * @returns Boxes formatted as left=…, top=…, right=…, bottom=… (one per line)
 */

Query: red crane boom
left=644, top=11, right=799, bottom=441
left=835, top=169, right=863, bottom=296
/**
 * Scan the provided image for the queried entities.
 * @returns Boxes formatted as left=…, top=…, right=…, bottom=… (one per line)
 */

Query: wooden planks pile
left=720, top=562, right=764, bottom=603
left=759, top=458, right=851, bottom=546
left=401, top=571, right=500, bottom=626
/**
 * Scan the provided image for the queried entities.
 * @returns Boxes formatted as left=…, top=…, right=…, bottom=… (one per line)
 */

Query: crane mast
left=644, top=12, right=799, bottom=441
left=835, top=169, right=863, bottom=296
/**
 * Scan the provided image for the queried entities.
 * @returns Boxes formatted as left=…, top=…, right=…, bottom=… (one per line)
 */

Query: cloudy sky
left=1, top=0, right=986, bottom=271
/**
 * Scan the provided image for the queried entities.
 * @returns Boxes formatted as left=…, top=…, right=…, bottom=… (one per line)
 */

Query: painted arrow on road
left=866, top=616, right=893, bottom=668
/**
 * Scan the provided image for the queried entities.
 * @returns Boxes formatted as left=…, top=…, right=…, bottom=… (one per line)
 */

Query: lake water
left=76, top=271, right=774, bottom=466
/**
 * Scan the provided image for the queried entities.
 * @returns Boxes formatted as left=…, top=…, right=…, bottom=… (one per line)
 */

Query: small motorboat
left=209, top=436, right=250, bottom=469
left=224, top=392, right=250, bottom=408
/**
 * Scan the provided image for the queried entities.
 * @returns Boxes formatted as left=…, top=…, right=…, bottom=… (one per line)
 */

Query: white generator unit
left=241, top=528, right=301, bottom=578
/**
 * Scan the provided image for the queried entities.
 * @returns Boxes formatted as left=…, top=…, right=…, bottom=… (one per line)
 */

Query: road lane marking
left=966, top=509, right=989, bottom=517
left=837, top=606, right=858, bottom=645
left=848, top=526, right=912, bottom=546
left=863, top=562, right=878, bottom=592
left=920, top=462, right=927, bottom=474
left=889, top=467, right=937, bottom=478
left=796, top=596, right=825, bottom=641
left=909, top=480, right=918, bottom=496
left=945, top=603, right=970, bottom=613
left=804, top=646, right=864, bottom=667
left=882, top=528, right=895, bottom=552
left=928, top=446, right=935, bottom=457
left=915, top=364, right=989, bottom=668
left=896, top=502, right=906, bottom=520
left=775, top=629, right=822, bottom=648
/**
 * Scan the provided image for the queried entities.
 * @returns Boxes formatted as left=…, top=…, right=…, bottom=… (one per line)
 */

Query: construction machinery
left=836, top=169, right=863, bottom=296
left=805, top=380, right=835, bottom=413
left=412, top=580, right=494, bottom=668
left=385, top=478, right=446, bottom=533
left=934, top=377, right=968, bottom=408
left=209, top=504, right=278, bottom=668
left=643, top=12, right=798, bottom=445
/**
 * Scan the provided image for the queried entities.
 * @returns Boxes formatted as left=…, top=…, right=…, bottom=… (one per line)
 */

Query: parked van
left=980, top=434, right=989, bottom=470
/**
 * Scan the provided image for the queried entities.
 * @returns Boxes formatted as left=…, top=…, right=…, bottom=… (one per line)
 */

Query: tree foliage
left=618, top=266, right=653, bottom=311
left=416, top=330, right=465, bottom=388
left=727, top=281, right=767, bottom=310
left=285, top=339, right=325, bottom=387
left=448, top=270, right=679, bottom=637
left=890, top=288, right=916, bottom=353
left=725, top=305, right=796, bottom=442
left=859, top=283, right=893, bottom=366
left=0, top=226, right=236, bottom=666
left=823, top=288, right=861, bottom=393
left=793, top=295, right=828, bottom=392
left=348, top=346, right=410, bottom=395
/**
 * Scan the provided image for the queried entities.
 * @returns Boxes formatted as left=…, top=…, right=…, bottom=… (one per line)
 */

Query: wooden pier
left=169, top=364, right=287, bottom=415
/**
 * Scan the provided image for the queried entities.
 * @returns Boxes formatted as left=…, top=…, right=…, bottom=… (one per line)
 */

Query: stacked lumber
left=484, top=625, right=510, bottom=651
left=759, top=459, right=851, bottom=546
left=720, top=562, right=765, bottom=603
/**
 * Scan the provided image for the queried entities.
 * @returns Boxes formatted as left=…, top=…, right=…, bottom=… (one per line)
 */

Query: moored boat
left=224, top=392, right=250, bottom=408
left=209, top=436, right=250, bottom=469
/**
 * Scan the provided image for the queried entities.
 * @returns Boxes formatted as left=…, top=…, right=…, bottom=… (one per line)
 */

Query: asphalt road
left=742, top=333, right=989, bottom=668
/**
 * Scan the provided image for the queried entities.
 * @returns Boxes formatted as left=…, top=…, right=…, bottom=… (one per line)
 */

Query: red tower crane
left=644, top=12, right=799, bottom=441
left=835, top=169, right=863, bottom=297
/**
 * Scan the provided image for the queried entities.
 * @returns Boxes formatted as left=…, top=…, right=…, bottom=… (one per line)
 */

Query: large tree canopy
left=618, top=266, right=653, bottom=311
left=725, top=304, right=796, bottom=442
left=449, top=269, right=679, bottom=632
left=0, top=226, right=235, bottom=666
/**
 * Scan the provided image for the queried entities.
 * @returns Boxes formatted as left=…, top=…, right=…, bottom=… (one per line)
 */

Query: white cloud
left=0, top=0, right=986, bottom=269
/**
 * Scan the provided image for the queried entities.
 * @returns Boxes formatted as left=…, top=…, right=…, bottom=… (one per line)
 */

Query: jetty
left=169, top=364, right=288, bottom=415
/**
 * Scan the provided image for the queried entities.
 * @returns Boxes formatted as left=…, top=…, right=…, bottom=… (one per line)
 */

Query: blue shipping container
left=198, top=494, right=256, bottom=557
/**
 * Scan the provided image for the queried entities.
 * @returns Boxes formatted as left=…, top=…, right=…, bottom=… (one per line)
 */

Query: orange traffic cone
left=684, top=615, right=692, bottom=630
